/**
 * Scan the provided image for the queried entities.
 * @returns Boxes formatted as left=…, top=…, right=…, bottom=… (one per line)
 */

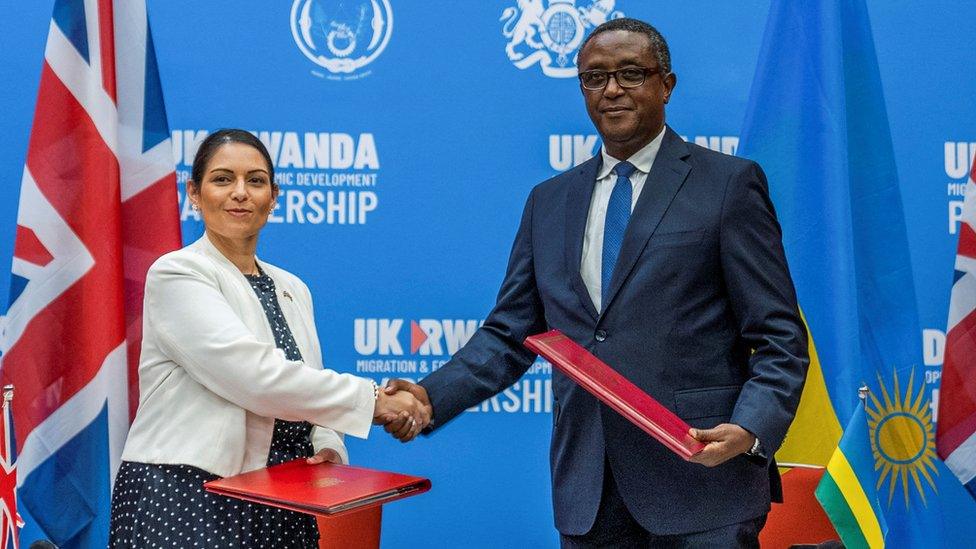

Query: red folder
left=524, top=329, right=705, bottom=460
left=204, top=459, right=430, bottom=517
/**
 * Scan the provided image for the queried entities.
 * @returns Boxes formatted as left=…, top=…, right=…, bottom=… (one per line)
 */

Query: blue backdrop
left=1, top=1, right=975, bottom=547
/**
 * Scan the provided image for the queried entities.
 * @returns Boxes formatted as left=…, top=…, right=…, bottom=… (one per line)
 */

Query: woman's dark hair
left=189, top=129, right=276, bottom=191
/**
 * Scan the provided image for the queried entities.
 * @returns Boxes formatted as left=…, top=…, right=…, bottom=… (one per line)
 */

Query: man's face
left=578, top=30, right=676, bottom=159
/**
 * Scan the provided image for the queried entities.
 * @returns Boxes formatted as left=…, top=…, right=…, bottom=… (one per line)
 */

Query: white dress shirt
left=581, top=127, right=666, bottom=312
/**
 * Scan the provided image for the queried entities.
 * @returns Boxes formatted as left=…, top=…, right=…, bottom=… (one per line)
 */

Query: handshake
left=371, top=379, right=432, bottom=442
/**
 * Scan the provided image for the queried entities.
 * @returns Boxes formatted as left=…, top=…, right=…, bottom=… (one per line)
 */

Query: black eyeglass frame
left=577, top=66, right=668, bottom=90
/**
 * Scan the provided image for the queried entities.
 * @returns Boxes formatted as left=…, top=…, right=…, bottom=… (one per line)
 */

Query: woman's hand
left=373, top=389, right=430, bottom=439
left=306, top=448, right=342, bottom=465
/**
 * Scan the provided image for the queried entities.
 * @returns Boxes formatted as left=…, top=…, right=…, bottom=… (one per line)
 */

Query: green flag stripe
left=816, top=472, right=872, bottom=549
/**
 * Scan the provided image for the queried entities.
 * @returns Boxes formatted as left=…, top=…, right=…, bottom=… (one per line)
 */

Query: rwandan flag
left=816, top=400, right=886, bottom=549
left=738, top=0, right=976, bottom=545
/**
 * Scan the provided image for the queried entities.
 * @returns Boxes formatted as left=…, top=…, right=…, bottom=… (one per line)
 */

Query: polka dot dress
left=109, top=270, right=320, bottom=548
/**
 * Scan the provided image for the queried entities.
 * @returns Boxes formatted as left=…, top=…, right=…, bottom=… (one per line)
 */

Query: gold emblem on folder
left=313, top=477, right=344, bottom=488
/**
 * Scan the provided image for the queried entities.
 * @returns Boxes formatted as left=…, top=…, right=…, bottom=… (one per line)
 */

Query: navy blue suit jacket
left=420, top=128, right=809, bottom=535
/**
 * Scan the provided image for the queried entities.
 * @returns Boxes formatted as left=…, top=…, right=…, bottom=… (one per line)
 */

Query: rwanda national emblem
left=500, top=0, right=624, bottom=78
left=290, top=0, right=393, bottom=79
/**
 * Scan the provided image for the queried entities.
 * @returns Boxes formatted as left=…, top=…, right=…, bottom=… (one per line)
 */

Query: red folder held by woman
left=204, top=459, right=430, bottom=517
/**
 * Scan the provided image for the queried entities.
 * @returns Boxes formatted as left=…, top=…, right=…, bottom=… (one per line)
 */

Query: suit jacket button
left=595, top=330, right=607, bottom=342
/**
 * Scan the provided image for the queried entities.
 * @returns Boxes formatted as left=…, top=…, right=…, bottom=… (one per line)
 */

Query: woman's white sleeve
left=145, top=255, right=375, bottom=438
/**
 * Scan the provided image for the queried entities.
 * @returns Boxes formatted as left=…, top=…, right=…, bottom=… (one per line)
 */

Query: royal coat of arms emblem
left=500, top=0, right=624, bottom=77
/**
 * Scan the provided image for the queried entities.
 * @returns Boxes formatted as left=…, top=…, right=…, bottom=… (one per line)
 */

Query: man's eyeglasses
left=578, top=66, right=666, bottom=90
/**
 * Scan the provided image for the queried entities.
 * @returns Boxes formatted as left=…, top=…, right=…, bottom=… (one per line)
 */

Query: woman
left=108, top=129, right=428, bottom=548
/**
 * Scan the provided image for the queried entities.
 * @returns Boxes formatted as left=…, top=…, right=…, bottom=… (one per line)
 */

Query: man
left=387, top=18, right=808, bottom=547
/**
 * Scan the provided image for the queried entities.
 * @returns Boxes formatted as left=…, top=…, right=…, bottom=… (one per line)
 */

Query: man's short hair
left=579, top=18, right=671, bottom=74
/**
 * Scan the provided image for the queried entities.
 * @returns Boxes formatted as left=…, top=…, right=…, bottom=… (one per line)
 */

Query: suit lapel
left=564, top=156, right=602, bottom=322
left=602, top=129, right=692, bottom=314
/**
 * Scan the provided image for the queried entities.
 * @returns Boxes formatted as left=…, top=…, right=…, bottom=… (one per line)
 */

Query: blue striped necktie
left=602, top=161, right=636, bottom=310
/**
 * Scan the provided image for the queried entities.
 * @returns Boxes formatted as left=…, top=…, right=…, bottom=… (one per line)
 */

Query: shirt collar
left=596, top=125, right=667, bottom=179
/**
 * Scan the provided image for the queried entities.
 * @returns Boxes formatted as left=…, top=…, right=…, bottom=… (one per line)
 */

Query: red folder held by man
left=524, top=329, right=705, bottom=460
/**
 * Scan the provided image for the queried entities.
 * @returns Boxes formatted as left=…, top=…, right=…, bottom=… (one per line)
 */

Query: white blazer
left=121, top=235, right=375, bottom=477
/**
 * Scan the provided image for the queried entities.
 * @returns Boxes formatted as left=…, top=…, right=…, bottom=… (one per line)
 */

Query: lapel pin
left=282, top=290, right=293, bottom=302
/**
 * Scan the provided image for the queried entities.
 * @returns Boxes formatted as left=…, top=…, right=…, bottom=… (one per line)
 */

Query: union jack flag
left=939, top=154, right=976, bottom=499
left=0, top=0, right=181, bottom=546
left=0, top=386, right=23, bottom=549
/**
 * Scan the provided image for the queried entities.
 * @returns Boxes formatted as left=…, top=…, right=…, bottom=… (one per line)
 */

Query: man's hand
left=306, top=448, right=342, bottom=465
left=382, top=379, right=432, bottom=443
left=687, top=423, right=756, bottom=467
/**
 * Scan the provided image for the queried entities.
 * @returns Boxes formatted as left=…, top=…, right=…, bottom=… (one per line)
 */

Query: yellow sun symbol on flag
left=865, top=369, right=939, bottom=509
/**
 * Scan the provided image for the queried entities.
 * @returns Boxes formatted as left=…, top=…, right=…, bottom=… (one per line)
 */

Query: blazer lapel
left=564, top=156, right=602, bottom=322
left=602, top=129, right=692, bottom=314
left=195, top=234, right=277, bottom=343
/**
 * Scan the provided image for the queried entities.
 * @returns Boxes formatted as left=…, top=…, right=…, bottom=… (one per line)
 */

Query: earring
left=192, top=203, right=199, bottom=211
